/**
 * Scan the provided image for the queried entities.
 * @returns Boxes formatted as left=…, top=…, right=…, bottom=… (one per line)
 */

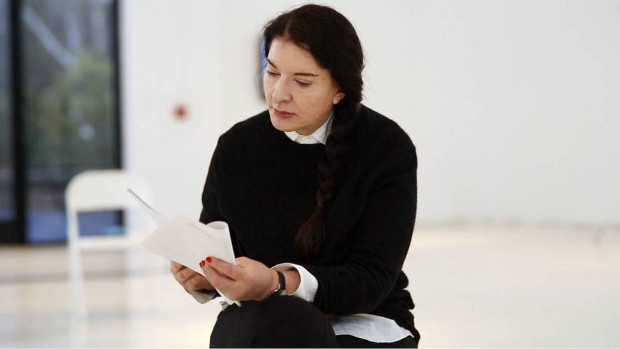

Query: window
left=1, top=0, right=121, bottom=244
left=0, top=0, right=16, bottom=242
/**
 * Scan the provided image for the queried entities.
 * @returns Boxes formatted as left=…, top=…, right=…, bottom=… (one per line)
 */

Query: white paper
left=141, top=217, right=237, bottom=273
left=126, top=188, right=168, bottom=226
left=127, top=188, right=239, bottom=305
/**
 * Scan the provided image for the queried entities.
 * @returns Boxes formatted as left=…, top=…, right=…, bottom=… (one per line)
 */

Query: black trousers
left=209, top=295, right=418, bottom=348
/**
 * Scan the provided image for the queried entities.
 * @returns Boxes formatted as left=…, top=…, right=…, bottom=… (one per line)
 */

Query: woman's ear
left=333, top=91, right=345, bottom=105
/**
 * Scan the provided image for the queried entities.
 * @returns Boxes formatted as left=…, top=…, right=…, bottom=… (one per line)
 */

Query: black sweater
left=199, top=104, right=418, bottom=335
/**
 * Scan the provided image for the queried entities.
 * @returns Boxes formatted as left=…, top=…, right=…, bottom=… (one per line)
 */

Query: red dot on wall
left=174, top=104, right=188, bottom=120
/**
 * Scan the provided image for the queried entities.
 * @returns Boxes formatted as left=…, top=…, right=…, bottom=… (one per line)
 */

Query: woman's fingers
left=199, top=256, right=275, bottom=301
left=183, top=273, right=210, bottom=291
left=206, top=257, right=242, bottom=280
left=170, top=260, right=184, bottom=273
left=202, top=263, right=235, bottom=296
left=172, top=264, right=193, bottom=281
left=178, top=267, right=201, bottom=284
left=170, top=261, right=213, bottom=291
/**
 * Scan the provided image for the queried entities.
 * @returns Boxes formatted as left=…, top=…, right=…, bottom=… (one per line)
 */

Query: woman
left=171, top=4, right=419, bottom=348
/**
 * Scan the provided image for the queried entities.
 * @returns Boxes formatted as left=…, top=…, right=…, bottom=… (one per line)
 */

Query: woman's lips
left=273, top=108, right=295, bottom=118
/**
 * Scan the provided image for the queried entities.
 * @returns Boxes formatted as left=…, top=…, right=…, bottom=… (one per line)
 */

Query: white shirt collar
left=284, top=113, right=333, bottom=145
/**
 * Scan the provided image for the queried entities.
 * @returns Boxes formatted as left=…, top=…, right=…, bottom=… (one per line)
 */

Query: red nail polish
left=200, top=260, right=205, bottom=267
left=206, top=257, right=212, bottom=263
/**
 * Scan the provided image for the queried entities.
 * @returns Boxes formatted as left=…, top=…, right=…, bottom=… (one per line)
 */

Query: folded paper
left=127, top=188, right=239, bottom=305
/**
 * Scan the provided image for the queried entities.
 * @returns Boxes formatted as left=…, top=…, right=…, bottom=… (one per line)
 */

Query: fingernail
left=199, top=260, right=205, bottom=267
left=206, top=257, right=212, bottom=264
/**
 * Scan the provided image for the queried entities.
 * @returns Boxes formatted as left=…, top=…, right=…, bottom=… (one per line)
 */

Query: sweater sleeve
left=199, top=137, right=226, bottom=225
left=194, top=137, right=227, bottom=302
left=303, top=134, right=417, bottom=315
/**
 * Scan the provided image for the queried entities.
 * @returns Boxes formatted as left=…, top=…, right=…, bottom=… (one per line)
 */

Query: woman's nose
left=272, top=79, right=292, bottom=104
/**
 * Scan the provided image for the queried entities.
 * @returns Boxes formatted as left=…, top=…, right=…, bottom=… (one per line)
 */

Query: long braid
left=295, top=104, right=358, bottom=260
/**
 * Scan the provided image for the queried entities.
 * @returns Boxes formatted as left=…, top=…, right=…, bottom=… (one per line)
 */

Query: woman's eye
left=266, top=71, right=280, bottom=77
left=296, top=80, right=311, bottom=87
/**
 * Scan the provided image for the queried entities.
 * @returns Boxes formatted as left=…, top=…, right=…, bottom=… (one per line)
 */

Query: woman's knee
left=259, top=295, right=323, bottom=323
left=255, top=296, right=336, bottom=347
left=210, top=295, right=337, bottom=347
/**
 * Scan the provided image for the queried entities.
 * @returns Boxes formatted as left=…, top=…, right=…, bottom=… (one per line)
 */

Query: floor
left=1, top=224, right=619, bottom=347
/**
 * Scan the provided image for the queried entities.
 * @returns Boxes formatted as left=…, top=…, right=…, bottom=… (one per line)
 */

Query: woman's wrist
left=261, top=269, right=280, bottom=300
left=282, top=269, right=301, bottom=295
left=261, top=268, right=301, bottom=299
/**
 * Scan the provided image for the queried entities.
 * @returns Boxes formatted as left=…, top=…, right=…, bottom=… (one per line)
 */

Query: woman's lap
left=336, top=335, right=417, bottom=348
left=209, top=295, right=417, bottom=348
left=210, top=295, right=338, bottom=347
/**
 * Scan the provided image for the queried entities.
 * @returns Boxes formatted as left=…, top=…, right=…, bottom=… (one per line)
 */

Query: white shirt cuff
left=271, top=263, right=318, bottom=302
left=186, top=288, right=218, bottom=304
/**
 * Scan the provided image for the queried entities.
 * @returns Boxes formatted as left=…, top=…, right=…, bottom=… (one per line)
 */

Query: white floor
left=1, top=224, right=619, bottom=347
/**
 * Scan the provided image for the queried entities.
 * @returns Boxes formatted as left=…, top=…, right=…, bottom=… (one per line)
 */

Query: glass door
left=20, top=0, right=121, bottom=243
left=0, top=0, right=18, bottom=243
left=0, top=0, right=121, bottom=244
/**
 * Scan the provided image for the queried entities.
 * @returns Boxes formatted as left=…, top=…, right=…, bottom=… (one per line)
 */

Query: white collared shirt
left=284, top=112, right=334, bottom=144
left=189, top=112, right=414, bottom=343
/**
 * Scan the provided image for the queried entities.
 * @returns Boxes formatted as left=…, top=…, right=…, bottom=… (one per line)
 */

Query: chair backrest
left=65, top=170, right=154, bottom=243
left=66, top=169, right=152, bottom=213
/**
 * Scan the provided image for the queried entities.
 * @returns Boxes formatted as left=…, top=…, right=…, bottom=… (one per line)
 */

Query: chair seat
left=77, top=233, right=147, bottom=251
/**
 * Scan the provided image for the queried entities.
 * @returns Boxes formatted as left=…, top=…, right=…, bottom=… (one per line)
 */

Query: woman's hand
left=170, top=261, right=215, bottom=293
left=200, top=256, right=279, bottom=301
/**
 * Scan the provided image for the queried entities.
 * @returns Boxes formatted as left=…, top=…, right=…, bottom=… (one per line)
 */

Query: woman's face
left=264, top=38, right=345, bottom=136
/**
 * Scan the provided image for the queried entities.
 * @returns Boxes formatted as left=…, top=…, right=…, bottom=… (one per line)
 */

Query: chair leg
left=69, top=242, right=87, bottom=319
left=67, top=210, right=87, bottom=319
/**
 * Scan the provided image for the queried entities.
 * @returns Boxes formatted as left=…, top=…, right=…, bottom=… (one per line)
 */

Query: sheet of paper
left=141, top=216, right=237, bottom=273
left=127, top=188, right=239, bottom=305
left=126, top=188, right=168, bottom=226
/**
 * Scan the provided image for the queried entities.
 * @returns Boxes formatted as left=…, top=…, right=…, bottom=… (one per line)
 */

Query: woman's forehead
left=268, top=39, right=324, bottom=74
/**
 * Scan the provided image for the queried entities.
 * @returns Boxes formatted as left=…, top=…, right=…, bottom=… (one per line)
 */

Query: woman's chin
left=269, top=113, right=296, bottom=132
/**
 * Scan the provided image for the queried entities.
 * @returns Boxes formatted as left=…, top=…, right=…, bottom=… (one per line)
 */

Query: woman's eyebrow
left=267, top=59, right=319, bottom=77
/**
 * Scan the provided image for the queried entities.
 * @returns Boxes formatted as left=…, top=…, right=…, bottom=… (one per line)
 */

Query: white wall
left=122, top=0, right=620, bottom=227
left=410, top=0, right=620, bottom=226
left=121, top=0, right=222, bottom=218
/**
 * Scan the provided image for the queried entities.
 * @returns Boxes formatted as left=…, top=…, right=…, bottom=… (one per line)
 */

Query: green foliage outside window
left=26, top=50, right=116, bottom=171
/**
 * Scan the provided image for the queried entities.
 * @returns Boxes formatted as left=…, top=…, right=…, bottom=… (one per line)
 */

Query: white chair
left=65, top=169, right=154, bottom=318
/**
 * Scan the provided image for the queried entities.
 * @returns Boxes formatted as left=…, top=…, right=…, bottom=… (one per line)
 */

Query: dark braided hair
left=262, top=4, right=364, bottom=260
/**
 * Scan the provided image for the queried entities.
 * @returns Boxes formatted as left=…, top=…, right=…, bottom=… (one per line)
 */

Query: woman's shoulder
left=356, top=104, right=416, bottom=154
left=223, top=109, right=271, bottom=137
left=216, top=109, right=272, bottom=149
left=345, top=105, right=417, bottom=189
